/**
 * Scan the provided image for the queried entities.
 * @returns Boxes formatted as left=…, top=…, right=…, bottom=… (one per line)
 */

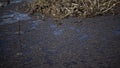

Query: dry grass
left=28, top=0, right=120, bottom=19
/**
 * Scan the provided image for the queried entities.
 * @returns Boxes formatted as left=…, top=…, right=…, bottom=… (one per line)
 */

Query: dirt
left=0, top=0, right=120, bottom=68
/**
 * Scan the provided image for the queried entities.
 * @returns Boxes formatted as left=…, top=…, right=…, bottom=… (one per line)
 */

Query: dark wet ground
left=0, top=0, right=120, bottom=68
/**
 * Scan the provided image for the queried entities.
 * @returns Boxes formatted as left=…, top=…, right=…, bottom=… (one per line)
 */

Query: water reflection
left=42, top=48, right=59, bottom=55
left=0, top=32, right=3, bottom=37
left=30, top=22, right=38, bottom=30
left=11, top=0, right=22, bottom=4
left=50, top=24, right=57, bottom=29
left=76, top=29, right=80, bottom=32
left=80, top=34, right=89, bottom=41
left=0, top=11, right=31, bottom=25
left=69, top=27, right=75, bottom=30
left=113, top=24, right=120, bottom=35
left=114, top=30, right=120, bottom=35
left=0, top=40, right=10, bottom=52
left=53, top=29, right=64, bottom=36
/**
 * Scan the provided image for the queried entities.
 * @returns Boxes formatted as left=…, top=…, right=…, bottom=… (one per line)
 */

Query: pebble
left=14, top=31, right=24, bottom=34
left=16, top=52, right=23, bottom=56
left=0, top=2, right=3, bottom=7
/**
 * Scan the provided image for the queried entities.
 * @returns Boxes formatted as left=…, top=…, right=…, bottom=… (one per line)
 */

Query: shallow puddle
left=0, top=40, right=11, bottom=53
left=0, top=11, right=31, bottom=25
left=69, top=27, right=75, bottom=30
left=113, top=24, right=120, bottom=35
left=42, top=48, right=59, bottom=55
left=50, top=24, right=57, bottom=29
left=80, top=34, right=89, bottom=41
left=114, top=30, right=120, bottom=35
left=53, top=29, right=64, bottom=36
left=10, top=0, right=22, bottom=4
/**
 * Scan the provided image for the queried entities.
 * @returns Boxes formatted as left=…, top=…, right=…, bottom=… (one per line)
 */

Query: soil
left=0, top=0, right=120, bottom=68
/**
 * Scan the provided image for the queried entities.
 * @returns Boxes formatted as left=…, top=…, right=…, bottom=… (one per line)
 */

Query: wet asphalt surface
left=0, top=0, right=120, bottom=68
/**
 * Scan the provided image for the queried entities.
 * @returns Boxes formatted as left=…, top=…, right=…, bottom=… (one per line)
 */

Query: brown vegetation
left=28, top=0, right=120, bottom=19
